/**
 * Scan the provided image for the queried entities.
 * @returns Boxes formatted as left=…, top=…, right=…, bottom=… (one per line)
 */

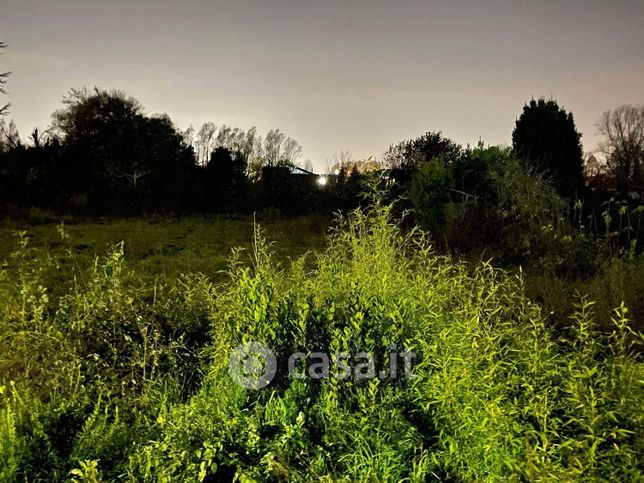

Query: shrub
left=409, top=159, right=453, bottom=229
left=0, top=231, right=214, bottom=480
left=130, top=203, right=643, bottom=480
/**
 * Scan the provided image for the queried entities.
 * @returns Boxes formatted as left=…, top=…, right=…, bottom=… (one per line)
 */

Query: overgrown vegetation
left=1, top=202, right=642, bottom=480
left=407, top=144, right=644, bottom=330
left=1, top=45, right=642, bottom=477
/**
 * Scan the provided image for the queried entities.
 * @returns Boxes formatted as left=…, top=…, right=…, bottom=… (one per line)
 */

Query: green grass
left=0, top=214, right=329, bottom=284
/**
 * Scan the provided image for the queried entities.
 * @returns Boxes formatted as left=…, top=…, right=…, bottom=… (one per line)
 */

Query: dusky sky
left=1, top=0, right=643, bottom=169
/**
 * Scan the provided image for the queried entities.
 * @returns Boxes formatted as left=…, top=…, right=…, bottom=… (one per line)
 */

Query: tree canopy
left=383, top=131, right=462, bottom=171
left=512, top=98, right=584, bottom=197
left=48, top=88, right=195, bottom=210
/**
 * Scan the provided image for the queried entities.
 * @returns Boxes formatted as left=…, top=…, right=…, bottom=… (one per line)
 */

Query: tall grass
left=132, top=202, right=643, bottom=480
left=0, top=203, right=642, bottom=480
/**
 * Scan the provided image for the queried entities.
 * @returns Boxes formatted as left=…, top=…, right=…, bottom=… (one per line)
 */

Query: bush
left=409, top=159, right=453, bottom=229
left=0, top=231, right=214, bottom=480
left=129, top=204, right=643, bottom=480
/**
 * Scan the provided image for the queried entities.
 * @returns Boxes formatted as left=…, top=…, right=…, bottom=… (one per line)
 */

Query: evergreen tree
left=512, top=98, right=584, bottom=197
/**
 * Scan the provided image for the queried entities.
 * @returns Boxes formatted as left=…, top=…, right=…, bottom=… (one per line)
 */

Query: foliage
left=383, top=130, right=462, bottom=171
left=409, top=158, right=453, bottom=228
left=128, top=203, right=642, bottom=481
left=0, top=228, right=214, bottom=480
left=513, top=98, right=585, bottom=197
left=0, top=78, right=643, bottom=479
left=49, top=87, right=195, bottom=212
left=0, top=204, right=642, bottom=480
left=382, top=130, right=463, bottom=217
left=403, top=144, right=644, bottom=332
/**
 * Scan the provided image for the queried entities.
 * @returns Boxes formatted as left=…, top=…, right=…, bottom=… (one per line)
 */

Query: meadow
left=0, top=203, right=642, bottom=481
left=0, top=214, right=329, bottom=282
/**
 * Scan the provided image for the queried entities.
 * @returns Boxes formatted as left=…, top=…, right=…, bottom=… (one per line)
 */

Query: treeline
left=378, top=107, right=644, bottom=325
left=1, top=87, right=642, bottom=229
left=0, top=88, right=364, bottom=215
left=381, top=101, right=644, bottom=270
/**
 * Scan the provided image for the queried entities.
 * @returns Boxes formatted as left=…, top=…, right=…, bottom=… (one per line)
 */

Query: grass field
left=0, top=214, right=329, bottom=283
left=1, top=211, right=641, bottom=330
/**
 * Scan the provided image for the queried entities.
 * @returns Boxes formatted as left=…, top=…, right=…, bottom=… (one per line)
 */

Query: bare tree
left=195, top=122, right=217, bottom=166
left=237, top=126, right=264, bottom=176
left=583, top=153, right=606, bottom=179
left=215, top=125, right=234, bottom=150
left=336, top=150, right=353, bottom=165
left=245, top=128, right=265, bottom=180
left=597, top=105, right=644, bottom=193
left=0, top=42, right=10, bottom=116
left=302, top=159, right=314, bottom=173
left=107, top=166, right=149, bottom=189
left=329, top=150, right=353, bottom=173
left=282, top=136, right=302, bottom=165
left=181, top=125, right=195, bottom=148
left=262, top=129, right=302, bottom=167
left=263, top=128, right=286, bottom=167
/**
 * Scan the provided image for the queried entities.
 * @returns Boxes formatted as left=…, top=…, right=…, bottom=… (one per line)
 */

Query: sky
left=1, top=0, right=643, bottom=170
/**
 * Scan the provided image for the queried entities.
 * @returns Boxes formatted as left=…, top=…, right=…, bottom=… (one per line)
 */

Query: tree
left=328, top=151, right=353, bottom=174
left=194, top=122, right=217, bottom=166
left=302, top=159, right=314, bottom=173
left=0, top=119, right=21, bottom=151
left=383, top=131, right=462, bottom=171
left=52, top=87, right=143, bottom=146
left=239, top=126, right=260, bottom=165
left=206, top=146, right=248, bottom=211
left=381, top=131, right=461, bottom=216
left=263, top=129, right=302, bottom=167
left=597, top=105, right=644, bottom=193
left=282, top=137, right=303, bottom=165
left=0, top=42, right=10, bottom=116
left=263, top=129, right=286, bottom=167
left=51, top=87, right=195, bottom=210
left=512, top=98, right=584, bottom=197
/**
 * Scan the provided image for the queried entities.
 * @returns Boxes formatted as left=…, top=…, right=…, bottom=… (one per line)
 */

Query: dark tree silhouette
left=206, top=147, right=249, bottom=211
left=0, top=85, right=331, bottom=214
left=512, top=98, right=584, bottom=197
left=383, top=131, right=462, bottom=171
left=51, top=87, right=195, bottom=211
left=381, top=131, right=462, bottom=216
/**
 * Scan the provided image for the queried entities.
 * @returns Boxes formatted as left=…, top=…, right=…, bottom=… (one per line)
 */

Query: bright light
left=317, top=176, right=328, bottom=187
